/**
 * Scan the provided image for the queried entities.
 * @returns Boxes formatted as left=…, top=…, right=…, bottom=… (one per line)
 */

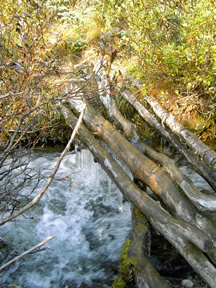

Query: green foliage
left=99, top=0, right=216, bottom=103
left=1, top=0, right=215, bottom=143
left=95, top=0, right=216, bottom=140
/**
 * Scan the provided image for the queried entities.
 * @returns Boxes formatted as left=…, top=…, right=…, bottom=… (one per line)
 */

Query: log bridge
left=60, top=60, right=216, bottom=287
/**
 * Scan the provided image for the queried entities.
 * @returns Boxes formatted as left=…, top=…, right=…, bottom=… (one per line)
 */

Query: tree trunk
left=135, top=141, right=216, bottom=211
left=59, top=103, right=216, bottom=287
left=145, top=94, right=216, bottom=171
left=94, top=60, right=138, bottom=139
left=68, top=99, right=216, bottom=242
left=128, top=207, right=170, bottom=288
left=120, top=88, right=216, bottom=191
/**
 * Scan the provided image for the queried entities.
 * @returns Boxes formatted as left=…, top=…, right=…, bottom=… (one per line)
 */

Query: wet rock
left=181, top=279, right=194, bottom=288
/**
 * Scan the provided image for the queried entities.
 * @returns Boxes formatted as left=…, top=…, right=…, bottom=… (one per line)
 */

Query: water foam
left=0, top=149, right=131, bottom=288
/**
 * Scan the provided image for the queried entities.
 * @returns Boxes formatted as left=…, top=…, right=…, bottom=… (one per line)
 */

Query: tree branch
left=0, top=236, right=55, bottom=273
left=0, top=103, right=86, bottom=226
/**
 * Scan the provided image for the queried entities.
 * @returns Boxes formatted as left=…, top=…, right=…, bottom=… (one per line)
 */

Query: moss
left=183, top=245, right=197, bottom=256
left=138, top=127, right=154, bottom=140
left=112, top=275, right=127, bottom=288
left=134, top=223, right=149, bottom=234
left=112, top=240, right=138, bottom=287
left=133, top=208, right=147, bottom=222
left=119, top=240, right=137, bottom=283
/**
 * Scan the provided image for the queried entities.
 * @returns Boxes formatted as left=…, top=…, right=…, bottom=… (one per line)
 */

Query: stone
left=181, top=279, right=194, bottom=288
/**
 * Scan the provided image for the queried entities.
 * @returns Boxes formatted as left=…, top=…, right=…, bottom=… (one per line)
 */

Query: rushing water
left=1, top=144, right=214, bottom=288
left=0, top=149, right=131, bottom=288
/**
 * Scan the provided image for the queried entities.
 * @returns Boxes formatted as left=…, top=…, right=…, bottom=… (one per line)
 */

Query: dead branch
left=0, top=103, right=86, bottom=226
left=94, top=60, right=138, bottom=138
left=0, top=236, right=55, bottom=273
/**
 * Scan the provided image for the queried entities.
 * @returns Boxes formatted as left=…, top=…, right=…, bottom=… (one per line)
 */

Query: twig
left=0, top=103, right=86, bottom=226
left=0, top=236, right=55, bottom=273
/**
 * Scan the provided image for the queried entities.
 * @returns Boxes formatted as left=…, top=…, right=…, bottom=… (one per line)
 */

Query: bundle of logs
left=59, top=60, right=216, bottom=287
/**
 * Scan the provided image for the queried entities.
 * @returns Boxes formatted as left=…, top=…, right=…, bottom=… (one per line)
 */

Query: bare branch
left=0, top=236, right=55, bottom=273
left=0, top=103, right=86, bottom=226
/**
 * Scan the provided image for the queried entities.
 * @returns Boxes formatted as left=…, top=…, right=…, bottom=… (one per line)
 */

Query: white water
left=0, top=149, right=131, bottom=288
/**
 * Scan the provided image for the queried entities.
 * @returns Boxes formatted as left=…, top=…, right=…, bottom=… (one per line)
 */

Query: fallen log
left=59, top=103, right=216, bottom=287
left=113, top=207, right=170, bottom=288
left=91, top=78, right=216, bottom=264
left=136, top=141, right=216, bottom=211
left=120, top=88, right=216, bottom=191
left=93, top=60, right=138, bottom=139
left=98, top=78, right=216, bottom=211
left=68, top=99, right=216, bottom=245
left=128, top=208, right=170, bottom=288
left=145, top=94, right=216, bottom=171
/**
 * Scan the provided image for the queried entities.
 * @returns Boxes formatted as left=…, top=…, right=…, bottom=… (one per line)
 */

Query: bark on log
left=120, top=88, right=216, bottom=192
left=145, top=94, right=216, bottom=171
left=136, top=141, right=216, bottom=211
left=90, top=80, right=216, bottom=264
left=128, top=207, right=170, bottom=288
left=60, top=103, right=216, bottom=287
left=101, top=82, right=216, bottom=211
left=153, top=219, right=216, bottom=288
left=68, top=99, right=216, bottom=245
left=102, top=82, right=216, bottom=265
left=94, top=60, right=138, bottom=139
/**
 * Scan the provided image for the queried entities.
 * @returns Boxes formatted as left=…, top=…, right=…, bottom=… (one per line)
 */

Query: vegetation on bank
left=0, top=0, right=215, bottom=146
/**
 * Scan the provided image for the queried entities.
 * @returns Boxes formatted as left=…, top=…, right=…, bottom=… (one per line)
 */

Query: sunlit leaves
left=99, top=0, right=216, bottom=101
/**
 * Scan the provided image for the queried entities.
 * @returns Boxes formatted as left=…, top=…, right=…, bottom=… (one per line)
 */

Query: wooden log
left=128, top=207, right=170, bottom=288
left=153, top=220, right=216, bottom=288
left=95, top=81, right=216, bottom=264
left=102, top=84, right=216, bottom=211
left=135, top=141, right=216, bottom=264
left=69, top=99, right=216, bottom=244
left=136, top=141, right=216, bottom=211
left=120, top=88, right=216, bottom=192
left=94, top=60, right=138, bottom=139
left=145, top=94, right=216, bottom=171
left=60, top=104, right=216, bottom=287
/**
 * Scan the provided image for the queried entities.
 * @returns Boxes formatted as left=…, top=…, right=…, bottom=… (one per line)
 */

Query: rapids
left=0, top=145, right=214, bottom=288
left=0, top=149, right=131, bottom=288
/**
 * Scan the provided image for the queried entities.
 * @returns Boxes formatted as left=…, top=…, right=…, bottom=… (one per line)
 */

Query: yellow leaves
left=186, top=82, right=193, bottom=90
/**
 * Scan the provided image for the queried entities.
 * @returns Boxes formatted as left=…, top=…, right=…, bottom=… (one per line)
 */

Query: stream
left=0, top=145, right=214, bottom=288
left=0, top=148, right=131, bottom=288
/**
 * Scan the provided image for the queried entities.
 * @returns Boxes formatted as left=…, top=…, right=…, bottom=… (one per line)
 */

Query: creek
left=0, top=145, right=213, bottom=288
left=0, top=148, right=131, bottom=288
